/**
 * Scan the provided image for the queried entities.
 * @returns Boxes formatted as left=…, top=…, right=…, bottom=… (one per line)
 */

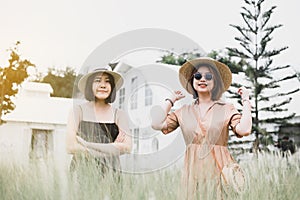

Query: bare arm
left=77, top=136, right=120, bottom=155
left=151, top=90, right=185, bottom=130
left=66, top=106, right=88, bottom=154
left=235, top=86, right=252, bottom=136
left=76, top=109, right=132, bottom=155
left=113, top=109, right=132, bottom=154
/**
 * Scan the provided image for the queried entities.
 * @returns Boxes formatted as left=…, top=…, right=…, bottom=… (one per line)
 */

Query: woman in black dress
left=66, top=66, right=132, bottom=180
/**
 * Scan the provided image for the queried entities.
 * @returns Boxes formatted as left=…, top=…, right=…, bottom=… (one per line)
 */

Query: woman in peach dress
left=151, top=57, right=252, bottom=199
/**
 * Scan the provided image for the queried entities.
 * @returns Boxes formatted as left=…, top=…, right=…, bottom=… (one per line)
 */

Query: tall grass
left=0, top=151, right=299, bottom=200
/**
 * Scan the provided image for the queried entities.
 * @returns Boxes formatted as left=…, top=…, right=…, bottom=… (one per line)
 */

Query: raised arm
left=151, top=90, right=185, bottom=130
left=235, top=86, right=252, bottom=136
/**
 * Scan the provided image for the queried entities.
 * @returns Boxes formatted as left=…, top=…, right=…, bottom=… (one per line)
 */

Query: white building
left=113, top=61, right=192, bottom=172
left=0, top=82, right=72, bottom=168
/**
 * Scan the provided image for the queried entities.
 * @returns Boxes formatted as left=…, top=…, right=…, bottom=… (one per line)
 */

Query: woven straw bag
left=211, top=148, right=246, bottom=194
left=220, top=162, right=246, bottom=194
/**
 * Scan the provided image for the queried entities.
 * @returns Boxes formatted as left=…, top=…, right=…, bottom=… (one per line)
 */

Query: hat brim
left=78, top=69, right=124, bottom=94
left=179, top=57, right=232, bottom=94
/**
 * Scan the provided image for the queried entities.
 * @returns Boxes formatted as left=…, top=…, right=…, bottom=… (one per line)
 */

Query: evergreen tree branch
left=261, top=113, right=295, bottom=124
left=241, top=12, right=257, bottom=33
left=241, top=6, right=257, bottom=20
left=261, top=6, right=277, bottom=29
left=259, top=88, right=300, bottom=101
left=269, top=64, right=290, bottom=71
left=244, top=0, right=252, bottom=5
left=276, top=74, right=298, bottom=83
left=234, top=37, right=250, bottom=45
left=264, top=24, right=283, bottom=32
left=261, top=47, right=288, bottom=58
left=259, top=98, right=292, bottom=112
left=229, top=24, right=252, bottom=41
left=260, top=59, right=273, bottom=71
left=260, top=81, right=279, bottom=89
left=239, top=42, right=255, bottom=57
left=226, top=47, right=251, bottom=59
left=260, top=107, right=288, bottom=112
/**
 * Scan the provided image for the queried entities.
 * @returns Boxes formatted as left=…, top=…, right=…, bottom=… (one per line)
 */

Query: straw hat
left=179, top=57, right=232, bottom=94
left=78, top=66, right=124, bottom=94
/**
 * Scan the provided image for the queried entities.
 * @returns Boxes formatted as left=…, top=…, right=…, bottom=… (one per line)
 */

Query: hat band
left=92, top=67, right=110, bottom=72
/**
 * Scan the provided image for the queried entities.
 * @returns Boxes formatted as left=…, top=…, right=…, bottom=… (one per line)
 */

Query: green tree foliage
left=227, top=0, right=300, bottom=151
left=157, top=50, right=203, bottom=66
left=0, top=42, right=35, bottom=124
left=38, top=67, right=77, bottom=98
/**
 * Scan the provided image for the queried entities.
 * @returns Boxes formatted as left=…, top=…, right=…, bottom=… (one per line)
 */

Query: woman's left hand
left=237, top=86, right=250, bottom=100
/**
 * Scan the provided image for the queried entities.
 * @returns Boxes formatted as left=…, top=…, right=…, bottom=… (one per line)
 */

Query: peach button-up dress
left=162, top=100, right=242, bottom=199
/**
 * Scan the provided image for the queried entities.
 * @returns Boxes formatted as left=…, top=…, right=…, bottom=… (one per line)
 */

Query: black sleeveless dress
left=70, top=120, right=121, bottom=175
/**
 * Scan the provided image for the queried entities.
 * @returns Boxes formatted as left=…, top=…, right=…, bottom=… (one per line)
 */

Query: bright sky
left=1, top=0, right=299, bottom=71
left=0, top=0, right=299, bottom=113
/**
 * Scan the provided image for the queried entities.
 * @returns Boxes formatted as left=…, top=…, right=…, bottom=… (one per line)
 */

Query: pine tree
left=227, top=0, right=299, bottom=152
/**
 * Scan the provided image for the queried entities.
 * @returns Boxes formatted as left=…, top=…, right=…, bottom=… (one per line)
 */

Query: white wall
left=0, top=121, right=71, bottom=168
left=113, top=62, right=193, bottom=171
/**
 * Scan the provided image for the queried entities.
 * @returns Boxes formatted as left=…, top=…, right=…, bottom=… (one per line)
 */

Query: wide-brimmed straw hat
left=78, top=66, right=124, bottom=94
left=179, top=57, right=232, bottom=94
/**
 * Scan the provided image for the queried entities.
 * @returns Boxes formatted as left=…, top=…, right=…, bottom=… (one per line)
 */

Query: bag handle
left=192, top=107, right=228, bottom=184
left=211, top=148, right=228, bottom=184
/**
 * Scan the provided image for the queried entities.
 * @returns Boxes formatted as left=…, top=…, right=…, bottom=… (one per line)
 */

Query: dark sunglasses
left=193, top=72, right=213, bottom=80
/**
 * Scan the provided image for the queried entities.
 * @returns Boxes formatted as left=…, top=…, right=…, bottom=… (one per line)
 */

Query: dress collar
left=193, top=99, right=226, bottom=106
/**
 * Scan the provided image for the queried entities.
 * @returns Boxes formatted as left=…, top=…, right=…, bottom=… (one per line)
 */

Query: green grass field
left=1, top=151, right=299, bottom=200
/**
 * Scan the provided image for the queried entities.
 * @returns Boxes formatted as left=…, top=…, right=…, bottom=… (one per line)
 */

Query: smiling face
left=192, top=66, right=214, bottom=95
left=188, top=62, right=225, bottom=101
left=92, top=72, right=112, bottom=101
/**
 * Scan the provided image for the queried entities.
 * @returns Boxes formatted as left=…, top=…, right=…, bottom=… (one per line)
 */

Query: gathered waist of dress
left=186, top=143, right=231, bottom=159
left=189, top=142, right=227, bottom=148
left=191, top=135, right=227, bottom=147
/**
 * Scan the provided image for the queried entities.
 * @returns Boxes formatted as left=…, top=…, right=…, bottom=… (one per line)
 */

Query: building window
left=118, top=88, right=125, bottom=109
left=152, top=137, right=159, bottom=152
left=133, top=128, right=139, bottom=153
left=145, top=84, right=153, bottom=106
left=30, top=129, right=53, bottom=160
left=130, top=76, right=138, bottom=110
